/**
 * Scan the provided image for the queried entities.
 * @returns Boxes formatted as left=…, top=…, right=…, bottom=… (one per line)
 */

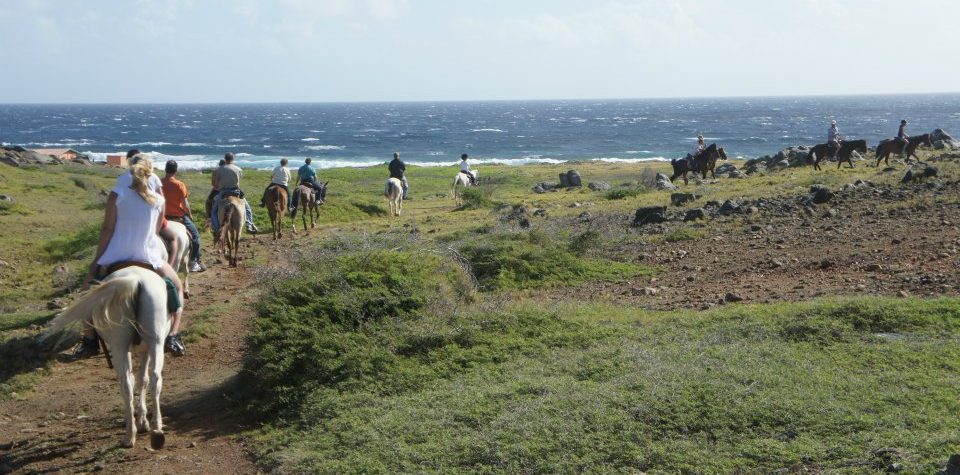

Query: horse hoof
left=150, top=430, right=165, bottom=450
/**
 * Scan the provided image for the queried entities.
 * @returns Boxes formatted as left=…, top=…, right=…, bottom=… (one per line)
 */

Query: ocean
left=2, top=94, right=959, bottom=170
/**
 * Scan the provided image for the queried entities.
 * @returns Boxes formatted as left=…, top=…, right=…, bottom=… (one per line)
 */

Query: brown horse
left=875, top=134, right=932, bottom=167
left=291, top=182, right=327, bottom=232
left=807, top=139, right=867, bottom=170
left=217, top=196, right=244, bottom=267
left=670, top=143, right=728, bottom=185
left=265, top=184, right=288, bottom=240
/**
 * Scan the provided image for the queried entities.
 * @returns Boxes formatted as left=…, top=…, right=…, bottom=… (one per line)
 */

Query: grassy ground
left=2, top=151, right=959, bottom=470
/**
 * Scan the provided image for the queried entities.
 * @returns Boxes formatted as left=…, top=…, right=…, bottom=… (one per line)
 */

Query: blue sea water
left=1, top=94, right=958, bottom=170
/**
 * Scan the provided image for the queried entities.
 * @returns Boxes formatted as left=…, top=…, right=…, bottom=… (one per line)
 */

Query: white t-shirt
left=96, top=172, right=166, bottom=270
left=460, top=160, right=471, bottom=173
left=272, top=166, right=291, bottom=186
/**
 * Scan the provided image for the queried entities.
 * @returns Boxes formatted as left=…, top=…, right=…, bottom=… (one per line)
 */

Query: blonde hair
left=129, top=154, right=157, bottom=205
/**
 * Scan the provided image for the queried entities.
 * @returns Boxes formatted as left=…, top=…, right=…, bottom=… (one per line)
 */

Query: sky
left=1, top=0, right=958, bottom=103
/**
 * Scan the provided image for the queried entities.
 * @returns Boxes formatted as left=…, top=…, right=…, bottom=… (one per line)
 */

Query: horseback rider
left=459, top=153, right=477, bottom=185
left=896, top=119, right=909, bottom=156
left=205, top=159, right=226, bottom=223
left=389, top=152, right=410, bottom=199
left=828, top=120, right=841, bottom=159
left=162, top=160, right=205, bottom=273
left=291, top=157, right=325, bottom=211
left=74, top=154, right=187, bottom=358
left=260, top=158, right=291, bottom=209
left=686, top=135, right=705, bottom=168
left=210, top=152, right=258, bottom=235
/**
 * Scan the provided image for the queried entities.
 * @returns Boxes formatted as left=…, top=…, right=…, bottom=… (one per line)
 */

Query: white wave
left=302, top=145, right=346, bottom=151
left=591, top=157, right=671, bottom=163
left=227, top=138, right=244, bottom=142
left=234, top=153, right=254, bottom=157
left=624, top=150, right=652, bottom=154
left=407, top=157, right=565, bottom=167
left=23, top=140, right=94, bottom=147
left=427, top=151, right=446, bottom=156
left=301, top=137, right=321, bottom=142
left=684, top=137, right=722, bottom=141
left=181, top=142, right=207, bottom=147
left=471, top=128, right=506, bottom=133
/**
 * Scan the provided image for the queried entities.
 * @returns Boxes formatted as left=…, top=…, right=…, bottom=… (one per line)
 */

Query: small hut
left=106, top=154, right=128, bottom=167
left=32, top=148, right=81, bottom=161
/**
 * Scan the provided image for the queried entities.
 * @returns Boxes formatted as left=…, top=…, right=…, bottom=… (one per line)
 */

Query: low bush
left=605, top=187, right=644, bottom=200
left=456, top=185, right=496, bottom=210
left=42, top=223, right=100, bottom=262
left=459, top=231, right=653, bottom=290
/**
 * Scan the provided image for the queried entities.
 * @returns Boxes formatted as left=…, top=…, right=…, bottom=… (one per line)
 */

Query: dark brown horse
left=265, top=184, right=288, bottom=240
left=670, top=143, right=728, bottom=185
left=291, top=182, right=327, bottom=233
left=875, top=134, right=932, bottom=166
left=807, top=139, right=867, bottom=170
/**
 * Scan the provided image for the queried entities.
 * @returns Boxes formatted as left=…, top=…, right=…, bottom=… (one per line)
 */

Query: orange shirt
left=161, top=176, right=189, bottom=218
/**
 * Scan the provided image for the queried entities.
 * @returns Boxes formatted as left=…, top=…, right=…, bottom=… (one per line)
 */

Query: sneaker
left=189, top=261, right=205, bottom=273
left=165, top=334, right=186, bottom=356
left=71, top=336, right=100, bottom=359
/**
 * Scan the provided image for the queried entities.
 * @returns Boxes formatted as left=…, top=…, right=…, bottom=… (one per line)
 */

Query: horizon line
left=2, top=90, right=959, bottom=106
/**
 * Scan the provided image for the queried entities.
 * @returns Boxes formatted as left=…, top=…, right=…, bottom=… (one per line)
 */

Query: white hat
left=831, top=120, right=837, bottom=125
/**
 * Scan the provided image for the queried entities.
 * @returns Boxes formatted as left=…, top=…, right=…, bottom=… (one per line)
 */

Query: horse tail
left=220, top=202, right=235, bottom=244
left=46, top=275, right=141, bottom=338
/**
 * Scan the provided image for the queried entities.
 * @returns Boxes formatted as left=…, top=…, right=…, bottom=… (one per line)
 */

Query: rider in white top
left=459, top=153, right=476, bottom=185
left=97, top=167, right=166, bottom=269
left=260, top=158, right=292, bottom=208
left=828, top=120, right=841, bottom=159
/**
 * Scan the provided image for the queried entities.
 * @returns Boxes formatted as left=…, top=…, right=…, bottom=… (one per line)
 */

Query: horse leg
left=112, top=349, right=136, bottom=448
left=134, top=349, right=150, bottom=433
left=147, top=340, right=165, bottom=450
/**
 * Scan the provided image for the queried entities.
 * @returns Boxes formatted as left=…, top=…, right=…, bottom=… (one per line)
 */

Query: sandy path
left=0, top=236, right=283, bottom=474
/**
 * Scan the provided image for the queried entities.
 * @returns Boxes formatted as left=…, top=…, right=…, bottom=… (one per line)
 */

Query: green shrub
left=663, top=227, right=703, bottom=242
left=459, top=231, right=653, bottom=290
left=605, top=187, right=644, bottom=200
left=456, top=186, right=495, bottom=210
left=569, top=230, right=602, bottom=256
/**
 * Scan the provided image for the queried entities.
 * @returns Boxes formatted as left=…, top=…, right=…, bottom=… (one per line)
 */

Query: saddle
left=100, top=261, right=182, bottom=314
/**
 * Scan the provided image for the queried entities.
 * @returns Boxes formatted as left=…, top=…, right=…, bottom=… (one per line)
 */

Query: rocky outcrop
left=931, top=128, right=958, bottom=150
left=744, top=146, right=811, bottom=172
left=718, top=200, right=740, bottom=216
left=809, top=184, right=833, bottom=204
left=684, top=208, right=707, bottom=221
left=1, top=146, right=59, bottom=167
left=670, top=192, right=699, bottom=206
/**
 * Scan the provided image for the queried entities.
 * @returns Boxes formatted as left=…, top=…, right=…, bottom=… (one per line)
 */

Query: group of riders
left=684, top=119, right=913, bottom=166
left=70, top=149, right=479, bottom=360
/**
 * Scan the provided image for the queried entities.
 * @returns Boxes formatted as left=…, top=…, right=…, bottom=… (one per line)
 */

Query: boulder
left=715, top=163, right=737, bottom=175
left=655, top=173, right=677, bottom=190
left=0, top=194, right=12, bottom=202
left=922, top=165, right=938, bottom=179
left=728, top=169, right=745, bottom=179
left=942, top=454, right=960, bottom=475
left=670, top=192, right=699, bottom=206
left=684, top=208, right=707, bottom=221
left=718, top=199, right=740, bottom=216
left=558, top=170, right=582, bottom=188
left=577, top=211, right=591, bottom=222
left=931, top=128, right=955, bottom=143
left=588, top=181, right=611, bottom=191
left=533, top=182, right=557, bottom=194
left=809, top=185, right=833, bottom=204
left=632, top=206, right=667, bottom=226
left=901, top=170, right=914, bottom=183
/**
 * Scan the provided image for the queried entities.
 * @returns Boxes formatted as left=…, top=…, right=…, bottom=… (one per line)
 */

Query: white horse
left=451, top=170, right=478, bottom=205
left=385, top=177, right=404, bottom=216
left=163, top=220, right=190, bottom=297
left=47, top=267, right=170, bottom=449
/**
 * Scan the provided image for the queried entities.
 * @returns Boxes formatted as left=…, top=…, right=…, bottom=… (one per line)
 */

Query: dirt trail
left=0, top=236, right=285, bottom=474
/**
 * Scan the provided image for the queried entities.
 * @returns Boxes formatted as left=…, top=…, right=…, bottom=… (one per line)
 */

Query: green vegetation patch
left=246, top=257, right=960, bottom=474
left=458, top=230, right=654, bottom=290
left=605, top=187, right=645, bottom=200
left=42, top=223, right=100, bottom=262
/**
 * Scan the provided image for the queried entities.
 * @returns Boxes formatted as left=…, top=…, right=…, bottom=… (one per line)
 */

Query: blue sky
left=1, top=0, right=958, bottom=103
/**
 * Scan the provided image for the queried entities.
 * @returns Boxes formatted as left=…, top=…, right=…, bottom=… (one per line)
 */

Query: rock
left=744, top=206, right=758, bottom=214
left=684, top=208, right=707, bottom=221
left=559, top=170, right=582, bottom=188
left=518, top=217, right=531, bottom=229
left=823, top=208, right=838, bottom=218
left=810, top=186, right=833, bottom=204
left=897, top=290, right=910, bottom=298
left=866, top=263, right=883, bottom=272
left=931, top=128, right=956, bottom=144
left=577, top=211, right=591, bottom=222
left=770, top=259, right=785, bottom=269
left=921, top=165, right=938, bottom=179
left=728, top=169, right=745, bottom=179
left=632, top=206, right=668, bottom=226
left=670, top=192, right=699, bottom=206
left=569, top=202, right=582, bottom=208
left=533, top=182, right=557, bottom=194
left=0, top=195, right=12, bottom=202
left=47, top=298, right=67, bottom=310
left=718, top=200, right=740, bottom=216
left=901, top=170, right=914, bottom=183
left=588, top=181, right=611, bottom=191
left=715, top=163, right=737, bottom=175
left=532, top=208, right=547, bottom=217
left=724, top=292, right=744, bottom=303
left=655, top=173, right=677, bottom=190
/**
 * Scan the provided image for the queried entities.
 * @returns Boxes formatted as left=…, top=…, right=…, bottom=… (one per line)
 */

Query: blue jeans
left=211, top=188, right=254, bottom=233
left=181, top=215, right=201, bottom=263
